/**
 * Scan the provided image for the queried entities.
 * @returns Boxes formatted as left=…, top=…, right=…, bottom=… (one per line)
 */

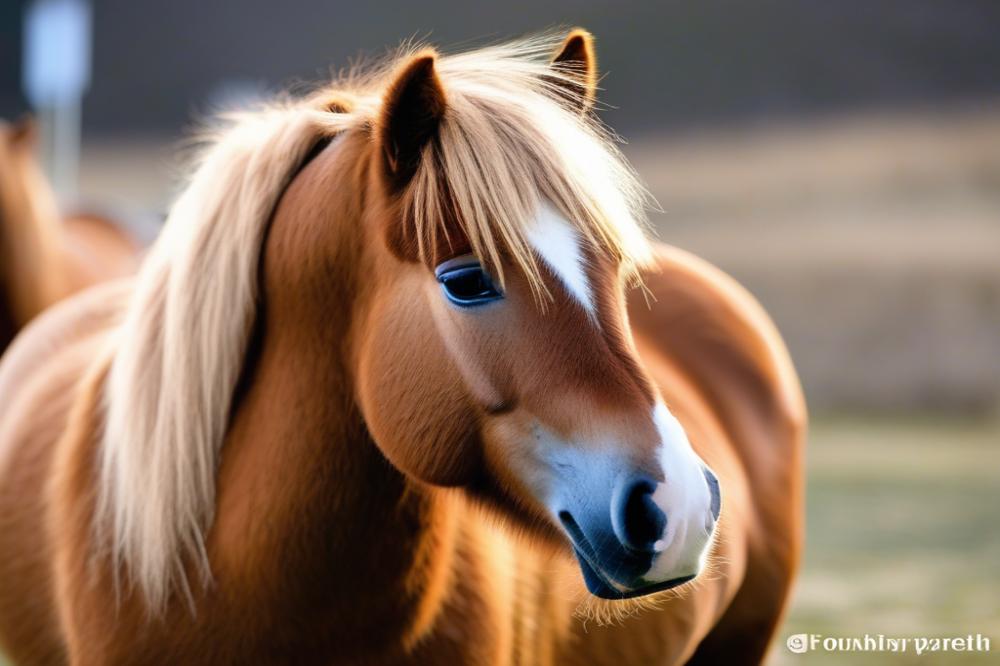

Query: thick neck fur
left=205, top=134, right=456, bottom=661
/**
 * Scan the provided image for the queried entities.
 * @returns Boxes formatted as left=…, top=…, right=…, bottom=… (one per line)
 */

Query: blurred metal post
left=22, top=0, right=91, bottom=201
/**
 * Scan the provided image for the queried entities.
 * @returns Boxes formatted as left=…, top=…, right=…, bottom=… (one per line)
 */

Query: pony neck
left=207, top=163, right=459, bottom=654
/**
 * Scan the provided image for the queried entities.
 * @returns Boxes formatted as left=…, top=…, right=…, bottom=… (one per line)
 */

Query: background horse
left=0, top=31, right=805, bottom=665
left=0, top=117, right=140, bottom=352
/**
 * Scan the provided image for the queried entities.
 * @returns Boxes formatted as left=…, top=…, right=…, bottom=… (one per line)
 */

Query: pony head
left=99, top=31, right=720, bottom=610
left=349, top=31, right=721, bottom=599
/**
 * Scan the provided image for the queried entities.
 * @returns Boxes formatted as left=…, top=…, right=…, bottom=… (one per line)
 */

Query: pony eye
left=435, top=264, right=502, bottom=307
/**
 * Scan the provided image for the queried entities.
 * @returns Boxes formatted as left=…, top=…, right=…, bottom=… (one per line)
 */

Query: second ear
left=549, top=28, right=598, bottom=113
left=377, top=51, right=447, bottom=190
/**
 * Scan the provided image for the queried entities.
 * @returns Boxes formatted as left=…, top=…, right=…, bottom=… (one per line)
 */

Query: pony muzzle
left=554, top=465, right=721, bottom=600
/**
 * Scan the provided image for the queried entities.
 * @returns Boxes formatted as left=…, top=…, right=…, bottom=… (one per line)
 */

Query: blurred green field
left=773, top=416, right=1000, bottom=665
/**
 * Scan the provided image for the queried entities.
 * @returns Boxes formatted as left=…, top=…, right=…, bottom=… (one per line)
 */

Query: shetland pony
left=0, top=117, right=139, bottom=352
left=0, top=31, right=805, bottom=665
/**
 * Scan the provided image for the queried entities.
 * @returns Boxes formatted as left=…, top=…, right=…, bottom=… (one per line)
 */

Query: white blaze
left=526, top=203, right=596, bottom=319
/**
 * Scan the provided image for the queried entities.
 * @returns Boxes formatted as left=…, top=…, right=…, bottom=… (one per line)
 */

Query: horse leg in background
left=0, top=118, right=68, bottom=334
left=0, top=118, right=140, bottom=354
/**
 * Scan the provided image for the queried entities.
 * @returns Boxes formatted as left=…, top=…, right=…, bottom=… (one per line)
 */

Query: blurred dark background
left=1, top=4, right=999, bottom=663
left=3, top=0, right=1000, bottom=137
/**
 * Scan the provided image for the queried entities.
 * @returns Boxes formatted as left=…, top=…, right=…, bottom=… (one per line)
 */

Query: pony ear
left=8, top=115, right=38, bottom=148
left=378, top=50, right=447, bottom=190
left=548, top=28, right=598, bottom=113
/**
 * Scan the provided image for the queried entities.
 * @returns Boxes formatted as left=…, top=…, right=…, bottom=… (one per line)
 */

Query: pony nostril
left=703, top=467, right=721, bottom=521
left=615, top=475, right=666, bottom=553
left=558, top=510, right=592, bottom=554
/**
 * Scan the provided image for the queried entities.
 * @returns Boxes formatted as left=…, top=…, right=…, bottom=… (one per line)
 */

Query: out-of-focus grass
left=772, top=416, right=1000, bottom=665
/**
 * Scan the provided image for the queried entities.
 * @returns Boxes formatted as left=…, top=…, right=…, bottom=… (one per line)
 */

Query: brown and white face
left=351, top=33, right=720, bottom=599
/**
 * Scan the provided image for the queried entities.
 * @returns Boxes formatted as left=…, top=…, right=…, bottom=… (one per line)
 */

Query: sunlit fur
left=98, top=34, right=653, bottom=611
left=0, top=118, right=138, bottom=350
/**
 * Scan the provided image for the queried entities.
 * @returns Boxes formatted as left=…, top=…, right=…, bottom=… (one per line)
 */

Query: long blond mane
left=97, top=33, right=653, bottom=610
